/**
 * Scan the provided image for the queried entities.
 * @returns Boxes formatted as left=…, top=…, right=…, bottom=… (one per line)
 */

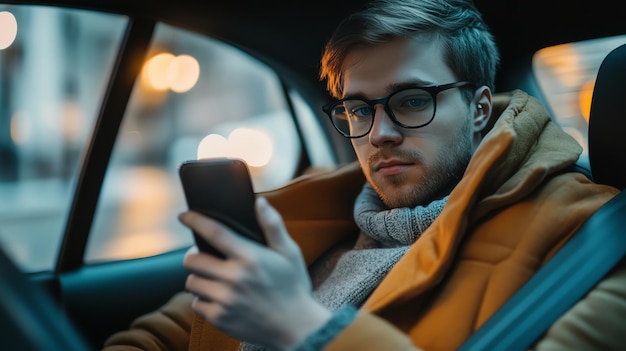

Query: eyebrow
left=387, top=80, right=435, bottom=92
left=342, top=79, right=436, bottom=100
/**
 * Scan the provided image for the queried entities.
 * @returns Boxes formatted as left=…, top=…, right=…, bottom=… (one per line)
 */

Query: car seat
left=589, top=42, right=626, bottom=190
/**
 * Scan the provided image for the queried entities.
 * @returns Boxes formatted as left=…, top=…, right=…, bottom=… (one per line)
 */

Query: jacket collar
left=363, top=89, right=582, bottom=312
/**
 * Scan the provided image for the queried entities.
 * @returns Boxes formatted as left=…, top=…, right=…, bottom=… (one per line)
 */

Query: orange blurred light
left=10, top=110, right=29, bottom=145
left=579, top=79, right=595, bottom=123
left=62, top=100, right=84, bottom=143
left=98, top=167, right=179, bottom=260
left=168, top=55, right=200, bottom=93
left=143, top=52, right=175, bottom=91
left=142, top=52, right=199, bottom=92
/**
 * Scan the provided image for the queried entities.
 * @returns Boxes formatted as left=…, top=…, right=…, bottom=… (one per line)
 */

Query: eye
left=350, top=105, right=372, bottom=118
left=401, top=97, right=428, bottom=108
left=330, top=105, right=347, bottom=120
left=343, top=100, right=372, bottom=120
left=391, top=89, right=432, bottom=112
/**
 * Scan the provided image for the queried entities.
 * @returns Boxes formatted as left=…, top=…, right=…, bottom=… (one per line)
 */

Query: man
left=103, top=0, right=624, bottom=350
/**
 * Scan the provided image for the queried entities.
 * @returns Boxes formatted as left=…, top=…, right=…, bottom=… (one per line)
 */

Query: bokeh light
left=142, top=52, right=199, bottom=92
left=144, top=53, right=175, bottom=91
left=227, top=128, right=273, bottom=167
left=197, top=134, right=228, bottom=160
left=196, top=128, right=273, bottom=167
left=168, top=55, right=200, bottom=93
left=579, top=79, right=595, bottom=123
left=0, top=11, right=18, bottom=50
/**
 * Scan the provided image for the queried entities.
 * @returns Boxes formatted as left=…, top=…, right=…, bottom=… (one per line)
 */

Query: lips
left=374, top=159, right=412, bottom=171
left=372, top=159, right=415, bottom=177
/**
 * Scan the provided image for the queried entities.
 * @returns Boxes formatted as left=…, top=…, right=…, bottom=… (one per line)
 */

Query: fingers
left=255, top=197, right=291, bottom=253
left=179, top=211, right=259, bottom=259
left=254, top=197, right=285, bottom=241
left=189, top=293, right=231, bottom=326
left=255, top=197, right=302, bottom=260
left=181, top=198, right=316, bottom=348
left=183, top=245, right=230, bottom=279
left=186, top=272, right=231, bottom=303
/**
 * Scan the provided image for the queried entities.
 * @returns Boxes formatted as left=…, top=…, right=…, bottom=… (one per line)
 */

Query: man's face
left=342, top=37, right=482, bottom=208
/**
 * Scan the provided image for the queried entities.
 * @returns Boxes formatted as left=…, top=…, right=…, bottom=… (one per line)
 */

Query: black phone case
left=178, top=158, right=265, bottom=258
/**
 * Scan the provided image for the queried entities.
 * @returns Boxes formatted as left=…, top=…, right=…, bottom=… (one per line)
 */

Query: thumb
left=255, top=196, right=303, bottom=261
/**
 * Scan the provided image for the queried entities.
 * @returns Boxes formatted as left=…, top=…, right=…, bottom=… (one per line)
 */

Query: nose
left=369, top=104, right=402, bottom=146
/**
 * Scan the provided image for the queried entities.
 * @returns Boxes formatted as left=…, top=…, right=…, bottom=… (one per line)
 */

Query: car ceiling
left=4, top=0, right=624, bottom=95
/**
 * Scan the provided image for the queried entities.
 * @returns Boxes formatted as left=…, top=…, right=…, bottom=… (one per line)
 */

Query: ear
left=472, top=86, right=492, bottom=133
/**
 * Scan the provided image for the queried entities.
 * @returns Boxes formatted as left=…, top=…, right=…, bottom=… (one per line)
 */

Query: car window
left=85, top=23, right=313, bottom=263
left=0, top=5, right=127, bottom=272
left=533, top=34, right=626, bottom=156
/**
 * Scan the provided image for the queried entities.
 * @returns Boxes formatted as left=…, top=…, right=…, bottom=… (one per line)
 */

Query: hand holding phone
left=178, top=158, right=266, bottom=258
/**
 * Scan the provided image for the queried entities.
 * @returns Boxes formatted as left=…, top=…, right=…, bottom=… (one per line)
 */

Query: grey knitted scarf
left=240, top=182, right=447, bottom=351
left=311, top=182, right=447, bottom=311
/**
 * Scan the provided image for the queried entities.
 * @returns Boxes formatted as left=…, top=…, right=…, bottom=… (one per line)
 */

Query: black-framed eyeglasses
left=322, top=81, right=474, bottom=138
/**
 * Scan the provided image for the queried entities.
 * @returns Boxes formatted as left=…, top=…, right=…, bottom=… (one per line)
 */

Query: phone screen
left=178, top=158, right=265, bottom=257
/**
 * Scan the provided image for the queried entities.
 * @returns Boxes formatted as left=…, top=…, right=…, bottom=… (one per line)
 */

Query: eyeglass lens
left=330, top=87, right=436, bottom=137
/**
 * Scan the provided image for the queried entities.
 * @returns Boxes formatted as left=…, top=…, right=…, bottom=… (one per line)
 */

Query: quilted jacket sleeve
left=324, top=311, right=420, bottom=351
left=530, top=258, right=626, bottom=351
left=101, top=291, right=195, bottom=351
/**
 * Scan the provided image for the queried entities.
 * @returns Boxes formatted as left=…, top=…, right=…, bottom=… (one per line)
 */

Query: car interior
left=0, top=0, right=624, bottom=350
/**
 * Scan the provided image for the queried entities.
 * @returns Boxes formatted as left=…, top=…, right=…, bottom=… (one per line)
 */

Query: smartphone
left=178, top=158, right=266, bottom=258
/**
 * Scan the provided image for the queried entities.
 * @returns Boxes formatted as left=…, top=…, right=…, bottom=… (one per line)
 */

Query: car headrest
left=588, top=43, right=626, bottom=190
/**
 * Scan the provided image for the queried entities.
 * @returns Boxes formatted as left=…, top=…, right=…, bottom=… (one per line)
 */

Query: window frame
left=54, top=16, right=156, bottom=273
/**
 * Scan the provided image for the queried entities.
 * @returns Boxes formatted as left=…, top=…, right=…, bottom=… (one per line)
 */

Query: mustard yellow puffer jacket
left=103, top=90, right=623, bottom=351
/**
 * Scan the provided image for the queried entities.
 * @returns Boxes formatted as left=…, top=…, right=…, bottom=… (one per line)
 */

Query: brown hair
left=320, top=0, right=500, bottom=100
